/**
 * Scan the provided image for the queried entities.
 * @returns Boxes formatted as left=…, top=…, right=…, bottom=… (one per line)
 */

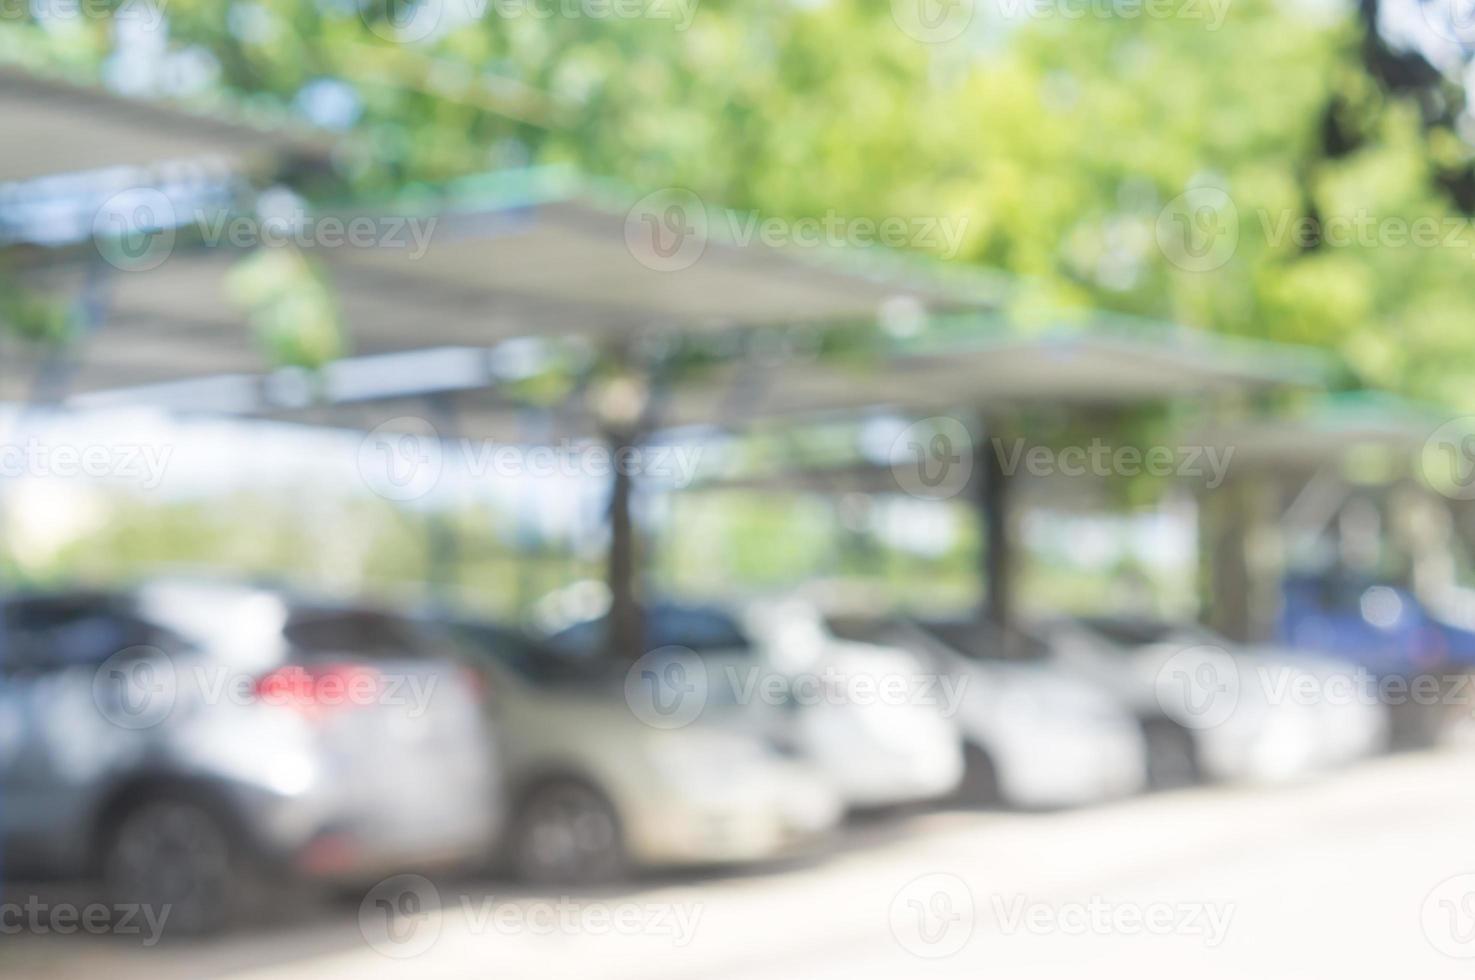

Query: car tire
left=101, top=794, right=250, bottom=936
left=506, top=779, right=627, bottom=886
left=1141, top=718, right=1200, bottom=790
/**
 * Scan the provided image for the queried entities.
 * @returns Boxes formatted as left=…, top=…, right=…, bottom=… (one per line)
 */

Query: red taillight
left=460, top=665, right=492, bottom=705
left=253, top=663, right=382, bottom=715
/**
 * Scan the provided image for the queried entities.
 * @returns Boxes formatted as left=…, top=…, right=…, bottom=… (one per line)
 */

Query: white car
left=553, top=601, right=965, bottom=810
left=1042, top=617, right=1388, bottom=786
left=453, top=619, right=841, bottom=884
left=735, top=600, right=966, bottom=809
left=833, top=617, right=1147, bottom=808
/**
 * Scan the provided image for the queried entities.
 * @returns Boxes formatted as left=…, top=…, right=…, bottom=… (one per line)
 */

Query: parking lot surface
left=7, top=747, right=1475, bottom=979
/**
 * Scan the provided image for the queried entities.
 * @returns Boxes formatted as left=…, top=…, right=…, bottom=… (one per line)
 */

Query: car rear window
left=284, top=608, right=435, bottom=660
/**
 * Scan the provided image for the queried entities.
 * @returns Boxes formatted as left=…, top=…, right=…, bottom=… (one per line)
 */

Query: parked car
left=0, top=579, right=499, bottom=934
left=827, top=616, right=1147, bottom=809
left=449, top=619, right=842, bottom=885
left=1039, top=616, right=1387, bottom=787
left=1281, top=572, right=1475, bottom=745
left=549, top=601, right=965, bottom=810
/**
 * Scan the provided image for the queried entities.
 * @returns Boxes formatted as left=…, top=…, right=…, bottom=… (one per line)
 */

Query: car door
left=0, top=596, right=160, bottom=875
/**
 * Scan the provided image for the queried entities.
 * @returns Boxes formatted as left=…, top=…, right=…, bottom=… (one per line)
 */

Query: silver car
left=450, top=620, right=842, bottom=885
left=0, top=579, right=499, bottom=934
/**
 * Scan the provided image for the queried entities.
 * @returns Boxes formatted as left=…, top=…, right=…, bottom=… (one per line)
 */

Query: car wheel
left=102, top=796, right=245, bottom=936
left=507, top=780, right=627, bottom=886
left=1142, top=719, right=1200, bottom=790
left=955, top=742, right=1002, bottom=807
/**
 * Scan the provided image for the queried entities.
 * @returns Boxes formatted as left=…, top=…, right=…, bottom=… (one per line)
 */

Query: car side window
left=648, top=607, right=753, bottom=655
left=0, top=600, right=184, bottom=673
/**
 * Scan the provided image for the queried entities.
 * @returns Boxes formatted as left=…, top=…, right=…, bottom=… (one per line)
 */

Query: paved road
left=7, top=748, right=1475, bottom=979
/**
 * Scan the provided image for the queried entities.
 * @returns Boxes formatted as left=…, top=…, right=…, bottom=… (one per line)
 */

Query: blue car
left=1279, top=572, right=1475, bottom=743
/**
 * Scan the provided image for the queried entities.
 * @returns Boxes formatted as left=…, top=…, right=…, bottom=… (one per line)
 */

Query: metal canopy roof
left=2, top=168, right=1004, bottom=401
left=64, top=320, right=1328, bottom=443
left=1193, top=391, right=1442, bottom=472
left=0, top=65, right=318, bottom=182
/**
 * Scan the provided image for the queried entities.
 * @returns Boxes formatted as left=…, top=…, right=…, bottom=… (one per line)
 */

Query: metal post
left=424, top=392, right=461, bottom=606
left=604, top=424, right=645, bottom=661
left=975, top=414, right=1015, bottom=638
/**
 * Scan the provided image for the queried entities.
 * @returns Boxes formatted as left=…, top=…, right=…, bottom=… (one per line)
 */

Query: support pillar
left=604, top=424, right=645, bottom=661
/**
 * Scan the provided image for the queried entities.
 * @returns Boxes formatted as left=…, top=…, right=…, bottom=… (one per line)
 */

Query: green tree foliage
left=7, top=0, right=1475, bottom=402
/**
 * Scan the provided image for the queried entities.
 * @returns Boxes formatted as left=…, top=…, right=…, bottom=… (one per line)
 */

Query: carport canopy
left=3, top=167, right=1004, bottom=401
left=0, top=64, right=317, bottom=183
